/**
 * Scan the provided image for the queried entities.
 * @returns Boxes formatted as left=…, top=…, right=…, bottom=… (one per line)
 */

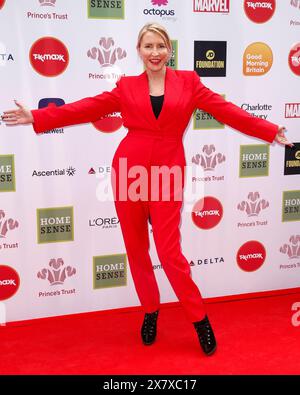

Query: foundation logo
left=243, top=42, right=273, bottom=76
left=0, top=210, right=19, bottom=239
left=0, top=42, right=14, bottom=67
left=39, top=0, right=56, bottom=5
left=194, top=41, right=227, bottom=77
left=0, top=265, right=20, bottom=301
left=280, top=235, right=300, bottom=259
left=238, top=192, right=269, bottom=217
left=285, top=102, right=300, bottom=118
left=284, top=143, right=300, bottom=175
left=192, top=145, right=226, bottom=171
left=0, top=155, right=15, bottom=192
left=239, top=145, right=269, bottom=178
left=237, top=240, right=266, bottom=272
left=0, top=0, right=5, bottom=10
left=88, top=0, right=125, bottom=19
left=37, top=206, right=74, bottom=244
left=93, top=254, right=127, bottom=289
left=87, top=37, right=126, bottom=83
left=193, top=95, right=225, bottom=129
left=192, top=196, right=223, bottom=229
left=282, top=190, right=300, bottom=222
left=289, top=43, right=300, bottom=76
left=37, top=258, right=76, bottom=285
left=193, top=0, right=230, bottom=13
left=30, top=37, right=69, bottom=77
left=166, top=40, right=178, bottom=70
left=244, top=0, right=275, bottom=23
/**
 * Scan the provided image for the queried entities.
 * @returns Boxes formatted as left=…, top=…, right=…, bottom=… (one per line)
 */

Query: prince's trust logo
left=279, top=235, right=300, bottom=271
left=93, top=254, right=127, bottom=289
left=87, top=0, right=125, bottom=19
left=37, top=206, right=74, bottom=244
left=239, top=145, right=269, bottom=177
left=37, top=258, right=76, bottom=285
left=0, top=155, right=15, bottom=192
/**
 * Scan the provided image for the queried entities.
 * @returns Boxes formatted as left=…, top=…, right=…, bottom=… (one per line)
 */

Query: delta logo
left=0, top=155, right=16, bottom=192
left=193, top=0, right=230, bottom=13
left=285, top=103, right=300, bottom=118
left=192, top=196, right=223, bottom=229
left=30, top=37, right=69, bottom=77
left=37, top=206, right=74, bottom=244
left=236, top=240, right=266, bottom=272
left=244, top=0, right=275, bottom=23
left=0, top=42, right=14, bottom=67
left=0, top=265, right=20, bottom=301
left=88, top=0, right=125, bottom=19
left=289, top=42, right=300, bottom=76
left=93, top=253, right=127, bottom=289
left=239, top=145, right=269, bottom=178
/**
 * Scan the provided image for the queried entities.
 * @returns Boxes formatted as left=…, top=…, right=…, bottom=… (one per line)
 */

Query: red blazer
left=32, top=67, right=278, bottom=143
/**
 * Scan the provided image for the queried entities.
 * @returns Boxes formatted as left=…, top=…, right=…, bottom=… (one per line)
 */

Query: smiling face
left=138, top=31, right=171, bottom=73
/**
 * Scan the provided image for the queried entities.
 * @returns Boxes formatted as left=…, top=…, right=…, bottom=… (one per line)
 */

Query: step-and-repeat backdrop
left=0, top=0, right=299, bottom=323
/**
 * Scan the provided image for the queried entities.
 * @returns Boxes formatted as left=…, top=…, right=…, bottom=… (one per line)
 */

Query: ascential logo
left=87, top=0, right=125, bottom=19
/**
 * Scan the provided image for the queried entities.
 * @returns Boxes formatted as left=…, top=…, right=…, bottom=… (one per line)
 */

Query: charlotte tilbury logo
left=237, top=192, right=269, bottom=217
left=192, top=145, right=226, bottom=171
left=280, top=235, right=300, bottom=259
left=37, top=258, right=76, bottom=285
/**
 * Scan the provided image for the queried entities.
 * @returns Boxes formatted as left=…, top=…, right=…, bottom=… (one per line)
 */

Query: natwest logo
left=193, top=0, right=230, bottom=13
left=244, top=1, right=276, bottom=23
left=192, top=196, right=223, bottom=229
left=0, top=265, right=20, bottom=301
left=30, top=37, right=69, bottom=77
left=237, top=240, right=266, bottom=271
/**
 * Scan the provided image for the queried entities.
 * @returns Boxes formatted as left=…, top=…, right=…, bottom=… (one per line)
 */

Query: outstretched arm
left=192, top=72, right=293, bottom=147
left=2, top=83, right=121, bottom=134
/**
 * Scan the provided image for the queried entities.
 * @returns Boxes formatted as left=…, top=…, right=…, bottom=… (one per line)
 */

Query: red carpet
left=1, top=292, right=299, bottom=375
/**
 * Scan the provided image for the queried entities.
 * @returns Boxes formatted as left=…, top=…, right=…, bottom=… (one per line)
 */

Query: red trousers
left=112, top=133, right=206, bottom=322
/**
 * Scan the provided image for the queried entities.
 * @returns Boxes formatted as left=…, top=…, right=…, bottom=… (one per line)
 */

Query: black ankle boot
left=141, top=310, right=159, bottom=345
left=193, top=315, right=217, bottom=356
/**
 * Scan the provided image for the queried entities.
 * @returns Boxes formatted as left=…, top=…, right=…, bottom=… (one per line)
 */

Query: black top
left=150, top=95, right=164, bottom=119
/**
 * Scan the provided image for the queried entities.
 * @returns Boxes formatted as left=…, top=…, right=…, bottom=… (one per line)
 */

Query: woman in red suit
left=2, top=23, right=292, bottom=356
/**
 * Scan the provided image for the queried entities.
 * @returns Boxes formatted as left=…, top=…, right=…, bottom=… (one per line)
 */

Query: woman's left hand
left=275, top=126, right=294, bottom=147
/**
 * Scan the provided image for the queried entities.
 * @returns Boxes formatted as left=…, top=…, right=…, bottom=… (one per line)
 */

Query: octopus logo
left=244, top=0, right=276, bottom=23
left=29, top=37, right=69, bottom=77
left=0, top=0, right=5, bottom=10
left=192, top=196, right=223, bottom=229
left=0, top=265, right=20, bottom=301
left=151, top=0, right=168, bottom=5
left=289, top=43, right=300, bottom=76
left=236, top=240, right=266, bottom=272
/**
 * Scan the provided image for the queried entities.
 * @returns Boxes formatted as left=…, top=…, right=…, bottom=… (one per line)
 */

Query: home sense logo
left=30, top=37, right=69, bottom=77
left=0, top=265, right=20, bottom=301
left=93, top=254, right=127, bottom=289
left=0, top=155, right=15, bottom=192
left=239, top=145, right=269, bottom=177
left=243, top=42, right=273, bottom=76
left=37, top=206, right=74, bottom=243
left=166, top=40, right=178, bottom=70
left=194, top=41, right=226, bottom=77
left=193, top=0, right=230, bottom=13
left=284, top=143, right=300, bottom=175
left=244, top=0, right=275, bottom=23
left=192, top=196, right=223, bottom=229
left=282, top=191, right=300, bottom=222
left=236, top=241, right=266, bottom=272
left=88, top=0, right=125, bottom=19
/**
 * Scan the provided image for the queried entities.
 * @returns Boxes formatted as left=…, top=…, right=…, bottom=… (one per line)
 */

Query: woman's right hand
left=1, top=100, right=34, bottom=126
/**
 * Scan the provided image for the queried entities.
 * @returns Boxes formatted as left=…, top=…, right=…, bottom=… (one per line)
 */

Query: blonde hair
left=137, top=23, right=172, bottom=54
